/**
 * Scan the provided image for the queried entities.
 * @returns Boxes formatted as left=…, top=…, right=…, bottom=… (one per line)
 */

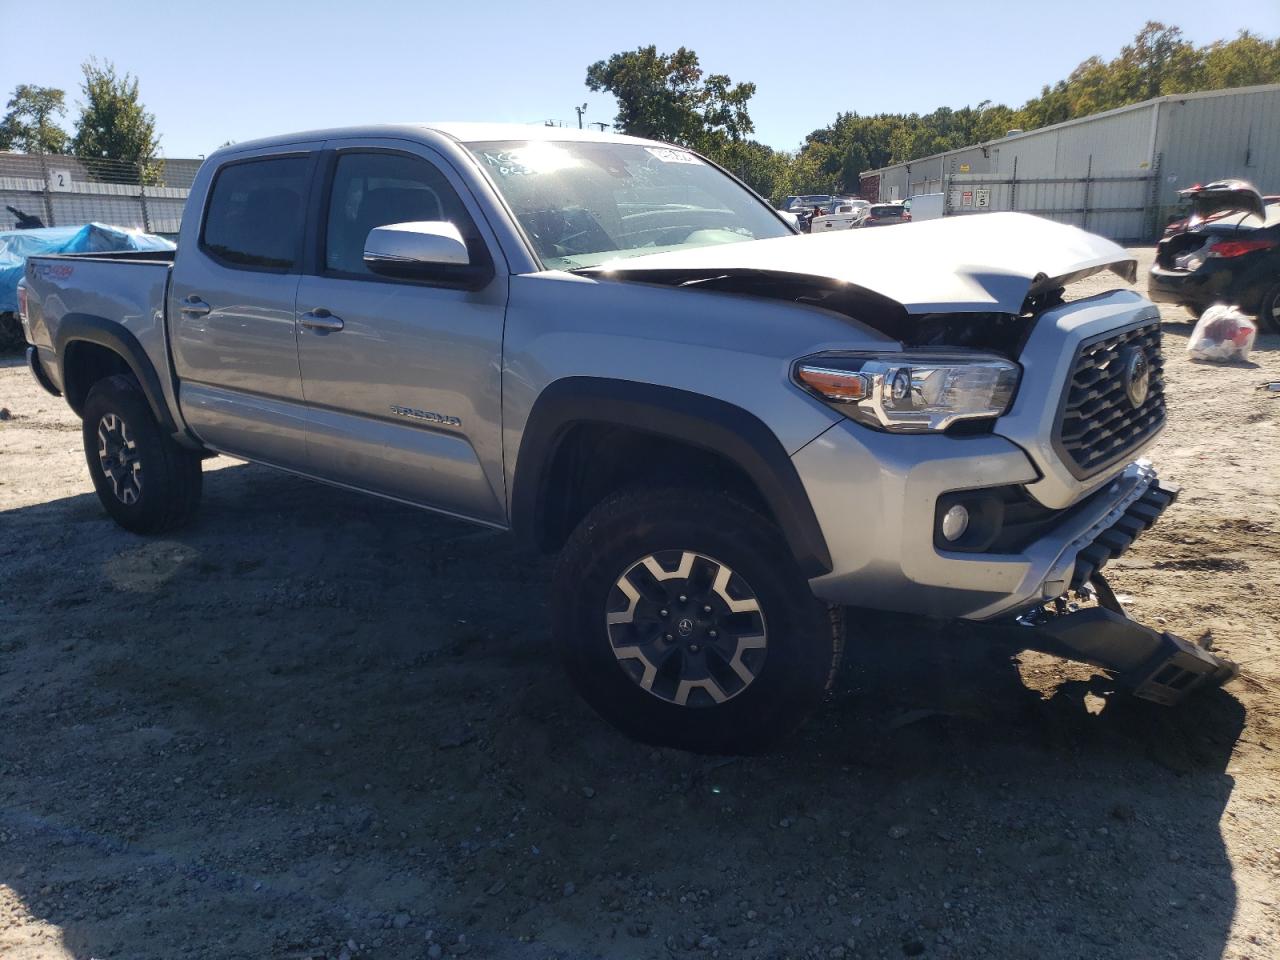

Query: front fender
left=511, top=377, right=833, bottom=578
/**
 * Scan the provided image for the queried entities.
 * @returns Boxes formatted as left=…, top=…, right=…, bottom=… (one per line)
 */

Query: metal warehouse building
left=860, top=83, right=1280, bottom=240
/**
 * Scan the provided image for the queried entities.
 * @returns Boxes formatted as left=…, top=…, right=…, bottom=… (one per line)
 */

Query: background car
left=863, top=203, right=910, bottom=227
left=1148, top=181, right=1280, bottom=332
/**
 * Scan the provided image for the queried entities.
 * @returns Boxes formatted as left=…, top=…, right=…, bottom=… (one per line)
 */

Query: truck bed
left=23, top=253, right=177, bottom=420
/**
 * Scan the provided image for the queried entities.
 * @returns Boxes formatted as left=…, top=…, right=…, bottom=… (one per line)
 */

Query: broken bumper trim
left=1067, top=474, right=1179, bottom=591
left=1005, top=603, right=1239, bottom=706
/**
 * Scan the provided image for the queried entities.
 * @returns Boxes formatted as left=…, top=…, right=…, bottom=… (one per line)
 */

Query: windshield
left=467, top=140, right=791, bottom=270
left=870, top=205, right=902, bottom=216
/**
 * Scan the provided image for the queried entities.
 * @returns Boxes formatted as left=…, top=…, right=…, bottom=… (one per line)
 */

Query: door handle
left=180, top=295, right=211, bottom=317
left=299, top=308, right=344, bottom=332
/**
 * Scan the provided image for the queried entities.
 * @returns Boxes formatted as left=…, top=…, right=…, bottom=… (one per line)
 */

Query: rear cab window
left=200, top=156, right=310, bottom=271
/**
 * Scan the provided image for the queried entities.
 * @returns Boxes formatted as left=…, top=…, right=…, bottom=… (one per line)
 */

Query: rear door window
left=201, top=156, right=310, bottom=271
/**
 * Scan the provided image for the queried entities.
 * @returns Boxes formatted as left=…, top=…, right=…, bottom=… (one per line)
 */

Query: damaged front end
left=975, top=476, right=1238, bottom=706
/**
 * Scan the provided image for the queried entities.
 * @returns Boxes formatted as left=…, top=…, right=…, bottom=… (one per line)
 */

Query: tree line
left=3, top=22, right=1274, bottom=200
left=0, top=59, right=161, bottom=184
left=587, top=22, right=1280, bottom=203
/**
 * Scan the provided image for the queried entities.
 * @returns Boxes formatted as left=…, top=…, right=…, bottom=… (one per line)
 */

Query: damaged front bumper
left=993, top=471, right=1238, bottom=705
left=999, top=598, right=1239, bottom=706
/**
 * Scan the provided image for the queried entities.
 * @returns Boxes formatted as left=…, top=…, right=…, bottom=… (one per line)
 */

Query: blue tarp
left=0, top=223, right=174, bottom=313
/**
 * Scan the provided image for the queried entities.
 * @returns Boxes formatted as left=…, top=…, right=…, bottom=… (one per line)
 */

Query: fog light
left=941, top=504, right=970, bottom=542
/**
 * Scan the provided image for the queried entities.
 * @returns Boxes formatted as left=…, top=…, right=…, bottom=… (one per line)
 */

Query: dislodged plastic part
left=979, top=573, right=1239, bottom=707
left=1187, top=304, right=1256, bottom=363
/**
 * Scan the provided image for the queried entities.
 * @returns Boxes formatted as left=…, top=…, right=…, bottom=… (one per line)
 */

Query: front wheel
left=553, top=486, right=844, bottom=754
left=82, top=374, right=203, bottom=534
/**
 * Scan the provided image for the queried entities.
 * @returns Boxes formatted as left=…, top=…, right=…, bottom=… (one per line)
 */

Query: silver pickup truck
left=18, top=123, right=1235, bottom=753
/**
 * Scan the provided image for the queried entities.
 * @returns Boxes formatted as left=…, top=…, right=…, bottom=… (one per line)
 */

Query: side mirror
left=363, top=221, right=493, bottom=289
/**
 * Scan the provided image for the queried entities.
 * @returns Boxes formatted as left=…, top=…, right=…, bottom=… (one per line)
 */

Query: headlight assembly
left=794, top=352, right=1020, bottom=432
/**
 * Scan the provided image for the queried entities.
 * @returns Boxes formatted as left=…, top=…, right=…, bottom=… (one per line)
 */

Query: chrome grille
left=1054, top=321, right=1165, bottom=477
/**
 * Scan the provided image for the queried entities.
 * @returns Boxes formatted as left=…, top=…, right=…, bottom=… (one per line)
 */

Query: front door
left=294, top=144, right=508, bottom=524
left=169, top=148, right=318, bottom=469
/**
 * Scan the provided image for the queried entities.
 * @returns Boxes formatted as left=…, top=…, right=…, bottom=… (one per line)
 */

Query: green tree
left=71, top=58, right=162, bottom=183
left=1201, top=31, right=1280, bottom=88
left=585, top=45, right=755, bottom=155
left=0, top=84, right=69, bottom=154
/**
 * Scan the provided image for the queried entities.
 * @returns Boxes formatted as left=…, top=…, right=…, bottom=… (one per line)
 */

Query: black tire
left=553, top=486, right=844, bottom=754
left=81, top=374, right=203, bottom=534
left=1256, top=284, right=1280, bottom=335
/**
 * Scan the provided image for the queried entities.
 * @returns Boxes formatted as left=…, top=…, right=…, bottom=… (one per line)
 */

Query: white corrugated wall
left=861, top=85, right=1280, bottom=240
left=1156, top=87, right=1280, bottom=215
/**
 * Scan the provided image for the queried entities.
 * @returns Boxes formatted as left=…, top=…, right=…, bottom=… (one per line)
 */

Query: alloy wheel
left=605, top=550, right=768, bottom=707
left=97, top=412, right=143, bottom=505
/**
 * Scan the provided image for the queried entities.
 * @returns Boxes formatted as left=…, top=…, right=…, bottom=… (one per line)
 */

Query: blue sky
left=4, top=0, right=1277, bottom=158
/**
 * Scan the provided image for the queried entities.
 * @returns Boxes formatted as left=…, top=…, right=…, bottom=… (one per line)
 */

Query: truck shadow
left=0, top=461, right=1244, bottom=960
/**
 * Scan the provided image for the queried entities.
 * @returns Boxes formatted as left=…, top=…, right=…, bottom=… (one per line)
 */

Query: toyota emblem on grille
left=1123, top=347, right=1150, bottom=409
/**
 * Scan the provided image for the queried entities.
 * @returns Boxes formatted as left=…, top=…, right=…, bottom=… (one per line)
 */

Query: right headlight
left=794, top=352, right=1020, bottom=432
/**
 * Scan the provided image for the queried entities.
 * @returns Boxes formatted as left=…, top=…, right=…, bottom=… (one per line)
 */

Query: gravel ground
left=1, top=246, right=1278, bottom=960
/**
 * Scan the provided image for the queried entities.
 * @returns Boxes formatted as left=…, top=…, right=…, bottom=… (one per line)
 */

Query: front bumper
left=796, top=416, right=1173, bottom=620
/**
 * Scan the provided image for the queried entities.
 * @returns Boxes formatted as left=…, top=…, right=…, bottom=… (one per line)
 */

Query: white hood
left=590, top=212, right=1137, bottom=315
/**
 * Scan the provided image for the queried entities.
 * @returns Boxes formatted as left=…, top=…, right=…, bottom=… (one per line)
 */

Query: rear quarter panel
left=25, top=255, right=176, bottom=415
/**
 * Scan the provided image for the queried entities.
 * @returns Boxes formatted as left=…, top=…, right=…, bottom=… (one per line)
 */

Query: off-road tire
left=553, top=486, right=844, bottom=754
left=82, top=374, right=203, bottom=534
left=1257, top=284, right=1280, bottom=335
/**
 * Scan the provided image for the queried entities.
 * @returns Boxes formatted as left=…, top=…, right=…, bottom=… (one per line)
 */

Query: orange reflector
left=796, top=365, right=868, bottom=402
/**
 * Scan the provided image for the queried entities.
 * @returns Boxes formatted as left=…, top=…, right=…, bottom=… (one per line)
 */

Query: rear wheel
left=1256, top=284, right=1280, bottom=335
left=553, top=486, right=844, bottom=754
left=82, top=374, right=203, bottom=533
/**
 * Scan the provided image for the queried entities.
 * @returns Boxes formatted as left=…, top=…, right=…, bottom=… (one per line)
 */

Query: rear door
left=169, top=147, right=319, bottom=468
left=293, top=140, right=508, bottom=524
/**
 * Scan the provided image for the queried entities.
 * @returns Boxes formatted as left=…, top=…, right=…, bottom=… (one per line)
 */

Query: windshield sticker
left=480, top=145, right=580, bottom=177
left=644, top=147, right=702, bottom=165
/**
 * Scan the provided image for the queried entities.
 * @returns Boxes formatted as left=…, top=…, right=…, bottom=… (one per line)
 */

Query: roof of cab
left=216, top=122, right=668, bottom=157
left=423, top=122, right=664, bottom=146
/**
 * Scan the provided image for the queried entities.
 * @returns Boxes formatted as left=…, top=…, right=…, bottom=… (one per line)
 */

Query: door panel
left=295, top=144, right=508, bottom=524
left=169, top=149, right=317, bottom=468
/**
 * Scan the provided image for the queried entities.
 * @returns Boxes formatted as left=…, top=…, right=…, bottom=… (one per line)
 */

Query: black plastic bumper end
left=26, top=345, right=61, bottom=398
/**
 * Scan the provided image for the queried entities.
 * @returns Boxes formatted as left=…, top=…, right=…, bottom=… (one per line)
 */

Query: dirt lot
left=1, top=247, right=1278, bottom=960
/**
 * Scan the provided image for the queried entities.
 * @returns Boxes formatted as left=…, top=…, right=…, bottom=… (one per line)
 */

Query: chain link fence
left=0, top=152, right=202, bottom=237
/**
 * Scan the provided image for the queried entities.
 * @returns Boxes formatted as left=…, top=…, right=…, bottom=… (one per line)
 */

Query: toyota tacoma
left=18, top=124, right=1236, bottom=753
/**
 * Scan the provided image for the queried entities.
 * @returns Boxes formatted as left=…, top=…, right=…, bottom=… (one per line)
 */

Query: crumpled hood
left=586, top=212, right=1137, bottom=315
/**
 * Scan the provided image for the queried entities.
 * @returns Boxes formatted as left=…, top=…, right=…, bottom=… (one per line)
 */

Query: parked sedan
left=1148, top=181, right=1280, bottom=332
left=863, top=203, right=910, bottom=227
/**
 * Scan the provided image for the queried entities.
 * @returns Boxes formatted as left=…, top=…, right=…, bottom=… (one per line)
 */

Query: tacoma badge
left=390, top=405, right=462, bottom=428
